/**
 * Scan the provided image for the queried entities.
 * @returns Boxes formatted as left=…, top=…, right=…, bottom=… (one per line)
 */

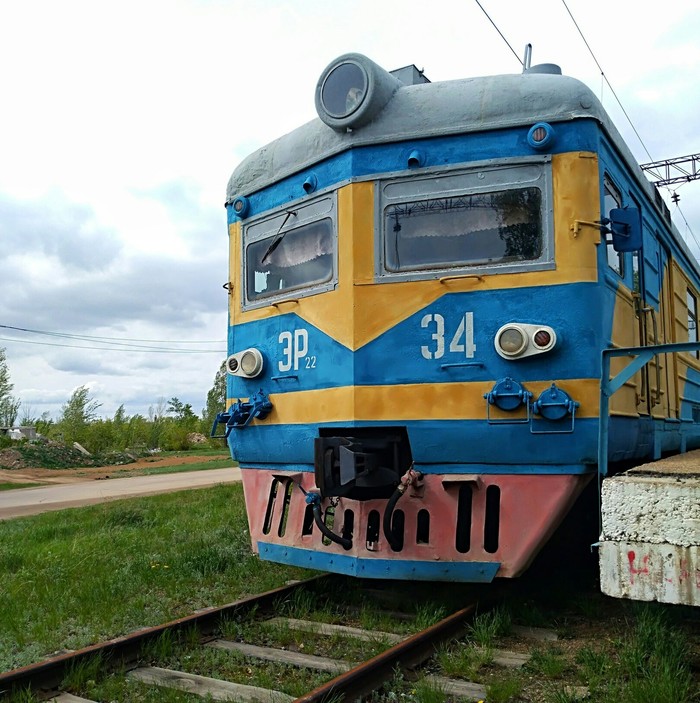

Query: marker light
left=232, top=196, right=250, bottom=218
left=527, top=122, right=555, bottom=150
left=226, top=348, right=264, bottom=378
left=495, top=323, right=558, bottom=360
left=534, top=329, right=553, bottom=350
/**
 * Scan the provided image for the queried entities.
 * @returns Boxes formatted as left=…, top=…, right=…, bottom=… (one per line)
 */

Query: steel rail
left=0, top=574, right=331, bottom=700
left=294, top=599, right=479, bottom=703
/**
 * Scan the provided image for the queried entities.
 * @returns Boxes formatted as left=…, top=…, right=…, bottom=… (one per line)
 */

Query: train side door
left=603, top=176, right=646, bottom=417
left=639, top=232, right=677, bottom=418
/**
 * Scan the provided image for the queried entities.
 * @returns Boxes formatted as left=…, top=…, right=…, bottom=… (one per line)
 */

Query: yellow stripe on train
left=227, top=378, right=603, bottom=424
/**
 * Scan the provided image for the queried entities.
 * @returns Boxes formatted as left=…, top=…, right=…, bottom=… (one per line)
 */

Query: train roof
left=227, top=69, right=609, bottom=200
left=227, top=54, right=697, bottom=278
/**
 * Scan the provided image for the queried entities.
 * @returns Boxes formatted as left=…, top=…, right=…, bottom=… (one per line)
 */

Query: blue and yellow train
left=215, top=53, right=700, bottom=581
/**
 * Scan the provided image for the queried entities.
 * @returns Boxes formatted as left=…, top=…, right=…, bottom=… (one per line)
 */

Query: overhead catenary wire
left=0, top=323, right=224, bottom=346
left=0, top=336, right=226, bottom=354
left=558, top=1, right=700, bottom=257
left=0, top=324, right=225, bottom=354
left=473, top=0, right=523, bottom=67
left=474, top=0, right=700, bottom=259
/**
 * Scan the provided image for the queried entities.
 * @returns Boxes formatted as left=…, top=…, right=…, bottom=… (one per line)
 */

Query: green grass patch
left=109, top=457, right=235, bottom=477
left=0, top=482, right=43, bottom=491
left=0, top=484, right=311, bottom=672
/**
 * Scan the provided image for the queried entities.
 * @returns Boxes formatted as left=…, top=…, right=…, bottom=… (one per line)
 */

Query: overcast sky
left=1, top=0, right=699, bottom=421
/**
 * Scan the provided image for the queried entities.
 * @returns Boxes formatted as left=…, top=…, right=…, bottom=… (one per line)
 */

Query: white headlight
left=226, top=348, right=264, bottom=378
left=494, top=323, right=557, bottom=360
left=240, top=349, right=263, bottom=377
left=496, top=325, right=528, bottom=357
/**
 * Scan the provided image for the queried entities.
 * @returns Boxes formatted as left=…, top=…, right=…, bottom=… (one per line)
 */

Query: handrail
left=640, top=306, right=662, bottom=406
left=598, top=340, right=700, bottom=477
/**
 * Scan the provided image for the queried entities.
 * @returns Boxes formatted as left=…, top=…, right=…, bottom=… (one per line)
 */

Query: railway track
left=0, top=575, right=507, bottom=702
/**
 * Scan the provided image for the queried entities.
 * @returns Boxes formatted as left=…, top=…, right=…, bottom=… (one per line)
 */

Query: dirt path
left=0, top=454, right=230, bottom=485
left=0, top=467, right=241, bottom=520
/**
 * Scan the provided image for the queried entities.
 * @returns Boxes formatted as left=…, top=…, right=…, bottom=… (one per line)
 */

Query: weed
left=6, top=687, right=39, bottom=703
left=546, top=686, right=584, bottom=703
left=575, top=645, right=609, bottom=683
left=60, top=654, right=104, bottom=691
left=469, top=606, right=511, bottom=647
left=528, top=646, right=567, bottom=677
left=436, top=640, right=493, bottom=679
left=0, top=484, right=311, bottom=672
left=414, top=677, right=448, bottom=703
left=486, top=675, right=523, bottom=703
left=414, top=602, right=448, bottom=630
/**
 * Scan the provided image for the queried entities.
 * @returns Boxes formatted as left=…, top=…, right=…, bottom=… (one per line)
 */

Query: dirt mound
left=0, top=442, right=137, bottom=471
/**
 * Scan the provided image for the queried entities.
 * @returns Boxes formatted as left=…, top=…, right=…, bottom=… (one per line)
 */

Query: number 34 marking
left=421, top=312, right=476, bottom=360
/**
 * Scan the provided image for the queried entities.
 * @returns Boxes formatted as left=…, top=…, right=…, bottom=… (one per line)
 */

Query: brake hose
left=383, top=467, right=424, bottom=551
left=305, top=492, right=352, bottom=550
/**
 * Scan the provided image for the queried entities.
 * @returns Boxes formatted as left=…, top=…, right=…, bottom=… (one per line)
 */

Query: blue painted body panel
left=229, top=283, right=606, bottom=395
left=258, top=542, right=501, bottom=582
left=229, top=121, right=599, bottom=225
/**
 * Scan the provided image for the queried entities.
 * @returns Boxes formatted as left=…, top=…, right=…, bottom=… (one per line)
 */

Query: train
left=214, top=53, right=700, bottom=582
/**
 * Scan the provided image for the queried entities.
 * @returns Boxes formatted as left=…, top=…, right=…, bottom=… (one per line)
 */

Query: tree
left=0, top=348, right=20, bottom=427
left=202, top=360, right=227, bottom=434
left=167, top=397, right=198, bottom=427
left=59, top=386, right=102, bottom=444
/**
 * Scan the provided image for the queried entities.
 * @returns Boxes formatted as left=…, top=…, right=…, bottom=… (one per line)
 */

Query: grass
left=109, top=457, right=235, bottom=477
left=0, top=482, right=43, bottom=491
left=0, top=483, right=312, bottom=672
left=436, top=599, right=698, bottom=703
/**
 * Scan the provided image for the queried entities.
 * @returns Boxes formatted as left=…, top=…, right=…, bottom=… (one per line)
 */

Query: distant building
left=0, top=426, right=37, bottom=441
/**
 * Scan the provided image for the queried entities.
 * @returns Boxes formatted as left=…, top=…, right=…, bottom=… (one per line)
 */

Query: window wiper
left=260, top=210, right=297, bottom=265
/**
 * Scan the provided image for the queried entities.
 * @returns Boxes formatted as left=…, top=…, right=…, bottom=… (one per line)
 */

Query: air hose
left=382, top=487, right=404, bottom=551
left=382, top=467, right=424, bottom=551
left=306, top=492, right=352, bottom=550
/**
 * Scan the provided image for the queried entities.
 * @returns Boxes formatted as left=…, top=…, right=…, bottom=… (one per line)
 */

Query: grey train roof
left=226, top=55, right=696, bottom=276
left=230, top=68, right=617, bottom=198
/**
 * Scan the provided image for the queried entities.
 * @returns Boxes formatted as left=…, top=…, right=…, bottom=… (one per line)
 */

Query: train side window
left=604, top=176, right=624, bottom=276
left=687, top=289, right=699, bottom=359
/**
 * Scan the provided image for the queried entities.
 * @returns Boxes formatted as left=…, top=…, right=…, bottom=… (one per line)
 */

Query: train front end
left=218, top=54, right=607, bottom=581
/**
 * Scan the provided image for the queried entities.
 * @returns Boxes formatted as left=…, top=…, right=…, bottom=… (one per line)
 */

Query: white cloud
left=0, top=0, right=699, bottom=418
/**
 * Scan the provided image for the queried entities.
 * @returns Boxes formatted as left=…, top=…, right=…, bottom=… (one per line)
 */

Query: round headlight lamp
left=320, top=61, right=368, bottom=118
left=494, top=323, right=558, bottom=360
left=225, top=348, right=264, bottom=378
left=240, top=349, right=263, bottom=377
left=315, top=53, right=401, bottom=131
left=496, top=325, right=528, bottom=357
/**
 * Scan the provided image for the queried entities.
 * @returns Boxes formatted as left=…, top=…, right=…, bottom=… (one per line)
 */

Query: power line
left=0, top=324, right=225, bottom=353
left=0, top=336, right=225, bottom=354
left=560, top=0, right=700, bottom=259
left=473, top=0, right=523, bottom=67
left=560, top=0, right=654, bottom=163
left=0, top=324, right=223, bottom=345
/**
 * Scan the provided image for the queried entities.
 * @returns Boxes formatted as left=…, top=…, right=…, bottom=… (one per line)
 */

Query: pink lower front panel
left=241, top=469, right=592, bottom=579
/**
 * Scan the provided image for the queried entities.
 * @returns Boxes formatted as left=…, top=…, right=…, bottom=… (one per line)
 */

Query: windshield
left=384, top=188, right=542, bottom=272
left=246, top=218, right=334, bottom=301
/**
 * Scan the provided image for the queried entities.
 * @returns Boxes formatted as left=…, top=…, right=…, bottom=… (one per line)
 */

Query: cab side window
left=688, top=289, right=699, bottom=359
left=604, top=176, right=624, bottom=276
